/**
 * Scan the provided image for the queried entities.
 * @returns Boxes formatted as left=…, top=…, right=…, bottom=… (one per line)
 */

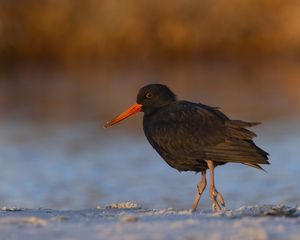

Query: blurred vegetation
left=0, top=0, right=299, bottom=122
left=1, top=0, right=300, bottom=65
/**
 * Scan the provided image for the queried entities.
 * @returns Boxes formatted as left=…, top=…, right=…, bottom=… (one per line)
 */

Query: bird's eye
left=145, top=92, right=153, bottom=99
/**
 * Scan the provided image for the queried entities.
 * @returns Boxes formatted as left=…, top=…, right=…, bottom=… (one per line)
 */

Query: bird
left=104, top=84, right=269, bottom=211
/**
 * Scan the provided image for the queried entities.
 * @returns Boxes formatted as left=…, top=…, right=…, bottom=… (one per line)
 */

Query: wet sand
left=0, top=203, right=299, bottom=240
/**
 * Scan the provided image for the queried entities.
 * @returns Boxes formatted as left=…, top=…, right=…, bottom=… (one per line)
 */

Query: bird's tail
left=225, top=120, right=260, bottom=140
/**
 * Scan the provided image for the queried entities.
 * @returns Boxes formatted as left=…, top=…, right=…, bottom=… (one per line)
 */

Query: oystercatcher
left=105, top=84, right=269, bottom=211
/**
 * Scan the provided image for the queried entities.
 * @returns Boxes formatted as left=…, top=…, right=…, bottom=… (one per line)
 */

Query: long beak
left=104, top=103, right=142, bottom=128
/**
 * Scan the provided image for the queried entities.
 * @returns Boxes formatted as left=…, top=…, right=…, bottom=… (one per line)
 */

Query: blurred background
left=0, top=0, right=299, bottom=210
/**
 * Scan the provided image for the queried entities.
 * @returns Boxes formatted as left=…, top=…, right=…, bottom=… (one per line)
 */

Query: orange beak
left=104, top=103, right=142, bottom=128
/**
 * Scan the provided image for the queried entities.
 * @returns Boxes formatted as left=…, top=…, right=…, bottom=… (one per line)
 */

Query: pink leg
left=192, top=170, right=207, bottom=211
left=205, top=160, right=225, bottom=211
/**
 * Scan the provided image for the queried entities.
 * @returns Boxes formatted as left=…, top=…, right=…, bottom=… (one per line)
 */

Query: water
left=0, top=120, right=299, bottom=210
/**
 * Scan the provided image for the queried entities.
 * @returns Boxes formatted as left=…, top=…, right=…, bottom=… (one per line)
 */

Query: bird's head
left=104, top=84, right=176, bottom=128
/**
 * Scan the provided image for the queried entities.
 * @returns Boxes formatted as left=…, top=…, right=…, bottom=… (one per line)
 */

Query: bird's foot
left=191, top=172, right=207, bottom=212
left=191, top=183, right=206, bottom=212
left=209, top=186, right=225, bottom=211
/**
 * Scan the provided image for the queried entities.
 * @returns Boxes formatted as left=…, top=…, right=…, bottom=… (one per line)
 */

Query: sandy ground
left=0, top=203, right=299, bottom=240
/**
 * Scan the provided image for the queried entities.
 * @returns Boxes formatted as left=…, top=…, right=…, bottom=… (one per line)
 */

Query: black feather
left=135, top=84, right=270, bottom=173
left=143, top=100, right=269, bottom=172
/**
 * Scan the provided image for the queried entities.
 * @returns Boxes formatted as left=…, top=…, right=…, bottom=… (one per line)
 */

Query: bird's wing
left=145, top=101, right=227, bottom=157
left=145, top=101, right=269, bottom=166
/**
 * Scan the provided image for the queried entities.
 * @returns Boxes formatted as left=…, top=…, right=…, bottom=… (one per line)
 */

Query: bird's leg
left=205, top=160, right=225, bottom=211
left=191, top=170, right=206, bottom=212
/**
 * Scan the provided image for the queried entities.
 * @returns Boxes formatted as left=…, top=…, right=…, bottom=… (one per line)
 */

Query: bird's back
left=143, top=101, right=269, bottom=172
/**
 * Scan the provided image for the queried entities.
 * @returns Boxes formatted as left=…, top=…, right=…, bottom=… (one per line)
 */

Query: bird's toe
left=210, top=187, right=225, bottom=211
left=216, top=192, right=225, bottom=207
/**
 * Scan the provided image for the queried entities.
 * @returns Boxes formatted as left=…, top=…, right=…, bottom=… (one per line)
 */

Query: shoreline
left=0, top=203, right=299, bottom=240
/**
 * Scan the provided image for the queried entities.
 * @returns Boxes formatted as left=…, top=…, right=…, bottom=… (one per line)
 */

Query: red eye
left=145, top=92, right=153, bottom=99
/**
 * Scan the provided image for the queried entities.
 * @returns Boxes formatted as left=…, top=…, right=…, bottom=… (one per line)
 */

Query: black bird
left=105, top=84, right=269, bottom=211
